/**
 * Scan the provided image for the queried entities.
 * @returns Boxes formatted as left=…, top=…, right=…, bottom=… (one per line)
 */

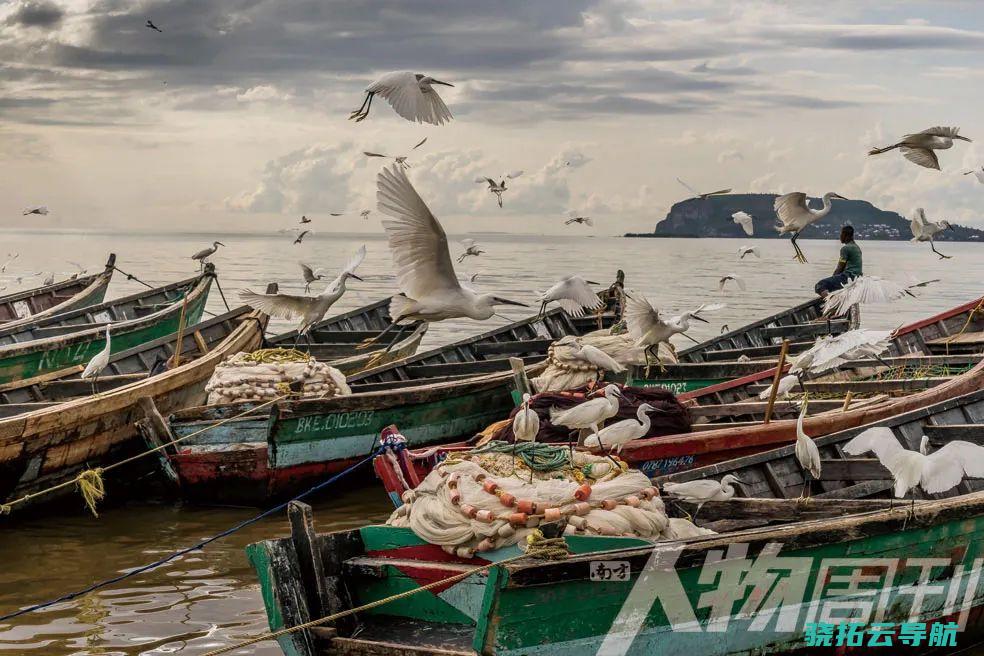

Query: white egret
left=791, top=329, right=892, bottom=375
left=822, top=275, right=940, bottom=317
left=844, top=426, right=984, bottom=512
left=676, top=178, right=731, bottom=200
left=868, top=126, right=971, bottom=170
left=81, top=325, right=112, bottom=396
left=299, top=263, right=324, bottom=293
left=22, top=206, right=48, bottom=216
left=536, top=275, right=602, bottom=318
left=662, top=474, right=746, bottom=521
left=963, top=166, right=984, bottom=184
left=625, top=292, right=724, bottom=370
left=774, top=192, right=847, bottom=263
left=737, top=245, right=760, bottom=260
left=363, top=137, right=428, bottom=170
left=571, top=344, right=625, bottom=374
left=145, top=19, right=162, bottom=32
left=512, top=393, right=540, bottom=443
left=565, top=215, right=594, bottom=226
left=584, top=403, right=656, bottom=453
left=549, top=384, right=622, bottom=441
left=457, top=238, right=484, bottom=263
left=191, top=241, right=224, bottom=270
left=793, top=400, right=821, bottom=499
left=350, top=72, right=454, bottom=125
left=732, top=211, right=754, bottom=236
left=909, top=208, right=954, bottom=259
left=475, top=172, right=522, bottom=208
left=366, top=165, right=527, bottom=350
left=240, top=246, right=366, bottom=345
left=718, top=274, right=745, bottom=292
left=758, top=373, right=799, bottom=400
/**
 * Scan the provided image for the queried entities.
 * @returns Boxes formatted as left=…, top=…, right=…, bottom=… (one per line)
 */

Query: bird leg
left=349, top=92, right=374, bottom=121
left=357, top=319, right=401, bottom=350
left=797, top=473, right=813, bottom=505
left=537, top=301, right=547, bottom=319
left=791, top=234, right=808, bottom=264
left=930, top=242, right=952, bottom=260
left=691, top=502, right=704, bottom=523
left=382, top=322, right=416, bottom=353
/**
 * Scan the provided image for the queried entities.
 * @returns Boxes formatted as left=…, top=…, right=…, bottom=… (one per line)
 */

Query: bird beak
left=349, top=273, right=364, bottom=282
left=692, top=315, right=709, bottom=323
left=946, top=224, right=955, bottom=231
left=432, top=80, right=454, bottom=87
left=830, top=194, right=847, bottom=200
left=956, top=135, right=972, bottom=142
left=493, top=297, right=528, bottom=307
left=585, top=280, right=600, bottom=285
left=216, top=242, right=225, bottom=246
left=732, top=477, right=749, bottom=486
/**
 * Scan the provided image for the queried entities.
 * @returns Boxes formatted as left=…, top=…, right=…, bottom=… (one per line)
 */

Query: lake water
left=0, top=229, right=981, bottom=654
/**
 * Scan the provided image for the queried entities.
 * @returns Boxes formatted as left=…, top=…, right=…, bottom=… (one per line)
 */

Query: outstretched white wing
left=732, top=211, right=754, bottom=236
left=340, top=245, right=367, bottom=277
left=367, top=71, right=453, bottom=126
left=900, top=146, right=939, bottom=170
left=774, top=192, right=810, bottom=228
left=239, top=289, right=314, bottom=319
left=675, top=177, right=699, bottom=197
left=625, top=292, right=660, bottom=342
left=843, top=426, right=906, bottom=461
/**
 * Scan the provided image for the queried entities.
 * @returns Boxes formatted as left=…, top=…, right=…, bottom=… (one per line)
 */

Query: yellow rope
left=239, top=348, right=312, bottom=364
left=201, top=531, right=569, bottom=656
left=0, top=395, right=287, bottom=516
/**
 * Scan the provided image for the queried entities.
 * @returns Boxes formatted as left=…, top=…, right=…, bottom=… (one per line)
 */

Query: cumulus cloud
left=717, top=149, right=743, bottom=163
left=4, top=0, right=63, bottom=28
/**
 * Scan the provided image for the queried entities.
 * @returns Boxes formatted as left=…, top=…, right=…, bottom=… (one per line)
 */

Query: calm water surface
left=0, top=229, right=981, bottom=654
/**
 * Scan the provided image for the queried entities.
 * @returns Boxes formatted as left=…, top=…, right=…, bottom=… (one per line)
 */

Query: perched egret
left=145, top=19, right=163, bottom=32
left=536, top=275, right=602, bottom=318
left=22, top=206, right=48, bottom=216
left=240, top=246, right=366, bottom=344
left=293, top=230, right=311, bottom=245
left=365, top=165, right=526, bottom=350
left=822, top=275, right=940, bottom=317
left=909, top=208, right=954, bottom=259
left=191, top=241, right=224, bottom=270
left=549, top=384, right=622, bottom=441
left=299, top=263, right=324, bottom=293
left=81, top=325, right=112, bottom=395
left=584, top=403, right=656, bottom=453
left=512, top=393, right=540, bottom=442
left=565, top=215, right=594, bottom=226
left=457, top=238, right=484, bottom=263
left=475, top=172, right=522, bottom=208
left=868, top=126, right=971, bottom=170
left=793, top=400, right=821, bottom=500
left=662, top=474, right=746, bottom=521
left=625, top=292, right=724, bottom=371
left=718, top=274, right=745, bottom=292
left=676, top=178, right=731, bottom=200
left=571, top=344, right=625, bottom=374
left=963, top=167, right=984, bottom=184
left=758, top=373, right=799, bottom=400
left=774, top=192, right=847, bottom=263
left=791, top=329, right=892, bottom=375
left=737, top=245, right=760, bottom=260
left=732, top=211, right=754, bottom=236
left=350, top=72, right=453, bottom=125
left=363, top=137, right=428, bottom=169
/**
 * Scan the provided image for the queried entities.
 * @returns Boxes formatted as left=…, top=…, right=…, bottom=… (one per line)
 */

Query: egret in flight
left=718, top=274, right=745, bottom=292
left=191, top=241, right=223, bottom=270
left=362, top=165, right=527, bottom=350
left=963, top=166, right=984, bottom=184
left=81, top=325, right=112, bottom=396
left=145, top=19, right=163, bottom=32
left=676, top=178, right=731, bottom=200
left=457, top=238, right=484, bottom=263
left=565, top=215, right=594, bottom=226
left=22, top=206, right=48, bottom=216
left=363, top=137, right=428, bottom=170
left=732, top=211, right=754, bottom=236
left=0, top=253, right=18, bottom=273
left=350, top=72, right=453, bottom=125
left=360, top=209, right=371, bottom=220
left=868, top=126, right=971, bottom=170
left=300, top=215, right=311, bottom=224
left=240, top=246, right=366, bottom=345
left=791, top=329, right=891, bottom=375
left=299, top=263, right=324, bottom=293
left=476, top=172, right=523, bottom=208
left=737, top=245, right=760, bottom=260
left=293, top=230, right=311, bottom=245
left=774, top=192, right=847, bottom=263
left=536, top=275, right=602, bottom=318
left=909, top=208, right=954, bottom=259
left=625, top=293, right=724, bottom=371
left=822, top=275, right=940, bottom=317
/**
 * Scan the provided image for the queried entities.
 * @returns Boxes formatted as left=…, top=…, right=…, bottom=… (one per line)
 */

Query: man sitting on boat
left=814, top=224, right=862, bottom=297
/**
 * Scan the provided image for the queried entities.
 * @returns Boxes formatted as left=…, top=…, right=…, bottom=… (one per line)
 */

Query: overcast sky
left=2, top=0, right=984, bottom=234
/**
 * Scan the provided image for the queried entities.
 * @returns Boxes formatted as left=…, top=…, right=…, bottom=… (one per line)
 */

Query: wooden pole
left=841, top=390, right=854, bottom=412
left=170, top=297, right=189, bottom=368
left=763, top=339, right=790, bottom=425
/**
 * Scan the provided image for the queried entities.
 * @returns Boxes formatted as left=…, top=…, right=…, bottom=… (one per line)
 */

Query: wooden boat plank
left=759, top=320, right=849, bottom=339
left=677, top=497, right=904, bottom=522
left=700, top=341, right=814, bottom=361
left=801, top=377, right=949, bottom=394
left=0, top=255, right=115, bottom=326
left=472, top=339, right=555, bottom=356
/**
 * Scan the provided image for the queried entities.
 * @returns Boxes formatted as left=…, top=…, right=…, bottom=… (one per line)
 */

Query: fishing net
left=488, top=383, right=691, bottom=444
left=205, top=348, right=351, bottom=404
left=388, top=440, right=711, bottom=557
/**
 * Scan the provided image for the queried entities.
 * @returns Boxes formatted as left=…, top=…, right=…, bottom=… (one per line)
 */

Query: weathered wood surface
left=759, top=319, right=849, bottom=339
left=0, top=254, right=115, bottom=326
left=671, top=497, right=910, bottom=521
left=289, top=501, right=332, bottom=646
left=924, top=424, right=984, bottom=446
left=245, top=537, right=316, bottom=656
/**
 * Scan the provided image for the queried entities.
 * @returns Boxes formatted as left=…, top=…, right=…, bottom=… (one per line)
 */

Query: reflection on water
left=0, top=230, right=980, bottom=654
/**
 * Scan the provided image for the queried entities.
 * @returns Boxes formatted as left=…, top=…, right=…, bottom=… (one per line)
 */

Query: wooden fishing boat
left=245, top=390, right=984, bottom=655
left=266, top=297, right=428, bottom=375
left=162, top=305, right=619, bottom=505
left=0, top=254, right=115, bottom=327
left=0, top=266, right=214, bottom=386
left=0, top=302, right=269, bottom=514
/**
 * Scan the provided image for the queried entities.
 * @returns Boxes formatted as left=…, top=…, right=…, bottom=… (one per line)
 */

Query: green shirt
left=840, top=241, right=863, bottom=277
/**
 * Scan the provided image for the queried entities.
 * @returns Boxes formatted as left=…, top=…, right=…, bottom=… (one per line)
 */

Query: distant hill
left=625, top=193, right=984, bottom=241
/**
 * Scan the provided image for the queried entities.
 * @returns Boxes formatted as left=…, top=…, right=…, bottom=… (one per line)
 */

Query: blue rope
left=0, top=445, right=381, bottom=623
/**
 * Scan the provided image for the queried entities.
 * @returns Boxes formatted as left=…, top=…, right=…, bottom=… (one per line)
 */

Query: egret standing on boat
left=794, top=400, right=821, bottom=500
left=775, top=192, right=847, bottom=263
left=584, top=403, right=656, bottom=453
left=536, top=275, right=602, bottom=318
left=549, top=384, right=622, bottom=442
left=662, top=474, right=745, bottom=521
left=512, top=393, right=540, bottom=442
left=191, top=241, right=224, bottom=270
left=909, top=208, right=953, bottom=259
left=868, top=126, right=971, bottom=170
left=350, top=72, right=453, bottom=125
left=814, top=225, right=862, bottom=298
left=732, top=211, right=754, bottom=236
left=81, top=325, right=112, bottom=395
left=240, top=246, right=366, bottom=344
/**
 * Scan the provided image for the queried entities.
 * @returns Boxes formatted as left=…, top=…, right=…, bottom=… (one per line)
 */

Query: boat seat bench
left=759, top=320, right=849, bottom=339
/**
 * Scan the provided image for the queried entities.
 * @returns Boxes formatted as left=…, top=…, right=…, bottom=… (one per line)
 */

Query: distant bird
left=791, top=329, right=892, bottom=375
left=67, top=260, right=87, bottom=276
left=793, top=400, right=821, bottom=500
left=0, top=253, right=18, bottom=273
left=565, top=215, right=594, bottom=226
left=868, top=126, right=971, bottom=170
left=191, top=241, right=224, bottom=270
left=299, top=263, right=324, bottom=293
left=844, top=426, right=984, bottom=511
left=329, top=212, right=343, bottom=217
left=774, top=192, right=847, bottom=263
left=350, top=72, right=453, bottom=125
left=363, top=137, right=428, bottom=169
left=360, top=209, right=371, bottom=220
left=549, top=384, right=622, bottom=440
left=571, top=344, right=625, bottom=374
left=469, top=273, right=480, bottom=283
left=241, top=246, right=366, bottom=344
left=145, top=19, right=163, bottom=32
left=721, top=325, right=730, bottom=335
left=737, top=245, right=760, bottom=260
left=732, top=211, right=754, bottom=236
left=625, top=292, right=724, bottom=369
left=81, top=325, right=112, bottom=395
left=476, top=172, right=523, bottom=208
left=300, top=215, right=311, bottom=224
left=676, top=178, right=731, bottom=200
left=22, top=206, right=48, bottom=216
left=512, top=393, right=540, bottom=442
left=42, top=272, right=54, bottom=286
left=293, top=230, right=311, bottom=245
left=909, top=208, right=954, bottom=259
left=718, top=274, right=745, bottom=292
left=758, top=373, right=799, bottom=400
left=662, top=474, right=745, bottom=521
left=456, top=238, right=484, bottom=263
left=362, top=166, right=527, bottom=350
left=822, top=275, right=940, bottom=317
left=536, top=275, right=602, bottom=318
left=736, top=354, right=751, bottom=363
left=584, top=403, right=656, bottom=453
left=963, top=167, right=984, bottom=184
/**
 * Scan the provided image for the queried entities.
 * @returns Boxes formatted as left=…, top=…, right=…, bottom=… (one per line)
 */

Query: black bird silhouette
left=146, top=20, right=163, bottom=32
left=293, top=230, right=310, bottom=245
left=300, top=215, right=311, bottom=224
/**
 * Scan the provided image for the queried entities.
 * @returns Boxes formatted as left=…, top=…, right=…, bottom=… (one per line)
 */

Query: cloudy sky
left=2, top=0, right=984, bottom=234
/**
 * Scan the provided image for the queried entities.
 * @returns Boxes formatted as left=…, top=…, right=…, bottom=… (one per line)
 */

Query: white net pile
left=205, top=348, right=352, bottom=404
left=388, top=441, right=711, bottom=558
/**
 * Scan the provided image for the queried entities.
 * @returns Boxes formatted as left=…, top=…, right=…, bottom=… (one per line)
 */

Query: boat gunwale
left=0, top=267, right=102, bottom=307
left=0, top=255, right=116, bottom=330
